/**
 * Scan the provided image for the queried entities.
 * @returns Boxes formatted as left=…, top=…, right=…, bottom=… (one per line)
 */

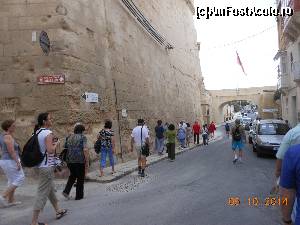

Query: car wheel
left=256, top=147, right=262, bottom=157
left=252, top=143, right=257, bottom=152
left=248, top=137, right=253, bottom=144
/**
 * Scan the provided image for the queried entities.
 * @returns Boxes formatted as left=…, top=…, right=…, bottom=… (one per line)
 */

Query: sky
left=193, top=0, right=279, bottom=90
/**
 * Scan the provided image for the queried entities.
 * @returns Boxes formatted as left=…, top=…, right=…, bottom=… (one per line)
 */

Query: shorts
left=0, top=160, right=25, bottom=187
left=232, top=140, right=244, bottom=151
left=135, top=146, right=146, bottom=159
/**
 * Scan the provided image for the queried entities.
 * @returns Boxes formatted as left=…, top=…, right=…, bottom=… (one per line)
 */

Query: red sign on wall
left=37, top=74, right=65, bottom=85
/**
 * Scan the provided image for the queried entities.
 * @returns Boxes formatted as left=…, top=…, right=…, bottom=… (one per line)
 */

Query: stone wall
left=0, top=0, right=204, bottom=161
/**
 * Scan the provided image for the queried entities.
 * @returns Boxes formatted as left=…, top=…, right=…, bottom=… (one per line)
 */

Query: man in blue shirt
left=280, top=144, right=300, bottom=225
left=155, top=120, right=165, bottom=155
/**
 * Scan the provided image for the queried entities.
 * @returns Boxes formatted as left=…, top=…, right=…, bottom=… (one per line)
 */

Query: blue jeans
left=179, top=139, right=185, bottom=147
left=155, top=138, right=164, bottom=153
left=100, top=147, right=114, bottom=169
left=292, top=199, right=297, bottom=223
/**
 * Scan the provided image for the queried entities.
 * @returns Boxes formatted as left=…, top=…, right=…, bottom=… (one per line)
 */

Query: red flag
left=236, top=51, right=246, bottom=76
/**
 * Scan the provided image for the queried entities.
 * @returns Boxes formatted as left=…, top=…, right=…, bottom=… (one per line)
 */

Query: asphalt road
left=1, top=127, right=281, bottom=225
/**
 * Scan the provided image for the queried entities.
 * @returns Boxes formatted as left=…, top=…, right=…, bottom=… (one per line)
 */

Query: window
left=280, top=55, right=287, bottom=74
left=258, top=123, right=289, bottom=135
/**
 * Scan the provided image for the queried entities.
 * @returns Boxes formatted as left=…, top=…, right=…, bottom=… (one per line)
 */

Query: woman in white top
left=30, top=113, right=67, bottom=225
left=0, top=120, right=25, bottom=207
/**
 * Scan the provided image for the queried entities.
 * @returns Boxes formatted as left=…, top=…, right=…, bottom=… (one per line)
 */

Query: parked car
left=251, top=119, right=290, bottom=157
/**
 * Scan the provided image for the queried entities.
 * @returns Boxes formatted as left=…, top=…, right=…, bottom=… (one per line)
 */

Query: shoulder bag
left=141, top=126, right=150, bottom=157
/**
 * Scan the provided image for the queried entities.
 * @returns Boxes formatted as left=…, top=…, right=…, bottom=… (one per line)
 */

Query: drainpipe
left=113, top=79, right=123, bottom=163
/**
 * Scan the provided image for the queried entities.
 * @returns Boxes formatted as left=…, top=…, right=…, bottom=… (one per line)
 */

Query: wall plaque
left=81, top=92, right=99, bottom=103
left=122, top=109, right=127, bottom=118
left=37, top=74, right=65, bottom=84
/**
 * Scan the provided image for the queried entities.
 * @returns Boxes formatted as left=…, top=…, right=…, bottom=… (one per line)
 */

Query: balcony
left=292, top=61, right=300, bottom=82
left=278, top=75, right=289, bottom=89
left=281, top=0, right=300, bottom=42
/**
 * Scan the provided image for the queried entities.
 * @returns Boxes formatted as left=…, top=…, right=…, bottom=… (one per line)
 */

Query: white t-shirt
left=37, top=128, right=55, bottom=168
left=131, top=126, right=149, bottom=146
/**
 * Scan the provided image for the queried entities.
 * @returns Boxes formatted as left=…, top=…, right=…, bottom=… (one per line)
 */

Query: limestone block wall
left=0, top=0, right=74, bottom=145
left=104, top=0, right=203, bottom=152
left=0, top=0, right=204, bottom=160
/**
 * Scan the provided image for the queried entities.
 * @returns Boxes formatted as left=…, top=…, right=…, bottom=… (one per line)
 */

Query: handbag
left=141, top=126, right=150, bottom=157
left=59, top=135, right=70, bottom=162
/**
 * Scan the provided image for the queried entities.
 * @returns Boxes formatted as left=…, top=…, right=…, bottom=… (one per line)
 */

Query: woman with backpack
left=0, top=120, right=25, bottom=207
left=62, top=124, right=89, bottom=200
left=30, top=112, right=67, bottom=225
left=98, top=120, right=115, bottom=177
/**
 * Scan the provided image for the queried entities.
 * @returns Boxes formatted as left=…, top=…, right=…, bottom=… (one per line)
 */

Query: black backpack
left=233, top=126, right=241, bottom=141
left=21, top=129, right=46, bottom=167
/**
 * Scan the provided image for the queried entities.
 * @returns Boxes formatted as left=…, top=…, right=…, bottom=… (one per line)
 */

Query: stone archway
left=208, top=86, right=277, bottom=124
left=218, top=100, right=258, bottom=123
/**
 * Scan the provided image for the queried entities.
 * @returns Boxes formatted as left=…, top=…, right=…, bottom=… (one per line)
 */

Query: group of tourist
left=0, top=112, right=218, bottom=225
left=153, top=120, right=211, bottom=162
left=177, top=121, right=216, bottom=148
left=153, top=120, right=217, bottom=162
left=0, top=112, right=122, bottom=225
left=0, top=113, right=68, bottom=225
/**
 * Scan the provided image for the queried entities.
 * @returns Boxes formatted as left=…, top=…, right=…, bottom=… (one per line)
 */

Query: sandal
left=56, top=209, right=68, bottom=220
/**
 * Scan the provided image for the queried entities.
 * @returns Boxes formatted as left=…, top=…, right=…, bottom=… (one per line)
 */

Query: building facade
left=275, top=0, right=300, bottom=127
left=0, top=0, right=204, bottom=160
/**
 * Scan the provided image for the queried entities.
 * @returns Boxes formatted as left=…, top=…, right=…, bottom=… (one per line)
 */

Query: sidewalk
left=0, top=130, right=224, bottom=193
left=86, top=132, right=223, bottom=183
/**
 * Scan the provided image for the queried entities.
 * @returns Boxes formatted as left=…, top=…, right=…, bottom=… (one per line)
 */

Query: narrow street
left=1, top=127, right=281, bottom=225
left=0, top=1, right=297, bottom=225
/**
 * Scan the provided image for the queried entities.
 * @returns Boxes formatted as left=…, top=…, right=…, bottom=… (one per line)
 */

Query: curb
left=86, top=135, right=223, bottom=184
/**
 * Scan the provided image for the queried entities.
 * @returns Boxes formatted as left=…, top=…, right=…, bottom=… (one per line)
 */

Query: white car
left=251, top=119, right=290, bottom=157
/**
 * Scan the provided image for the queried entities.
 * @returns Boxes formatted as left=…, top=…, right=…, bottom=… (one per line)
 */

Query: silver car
left=251, top=119, right=290, bottom=157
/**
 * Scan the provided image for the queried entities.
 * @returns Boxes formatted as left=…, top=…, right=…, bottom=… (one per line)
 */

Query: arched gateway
left=209, top=86, right=280, bottom=124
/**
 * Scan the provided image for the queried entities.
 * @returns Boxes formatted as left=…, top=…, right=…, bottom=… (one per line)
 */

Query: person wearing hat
left=231, top=119, right=245, bottom=164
